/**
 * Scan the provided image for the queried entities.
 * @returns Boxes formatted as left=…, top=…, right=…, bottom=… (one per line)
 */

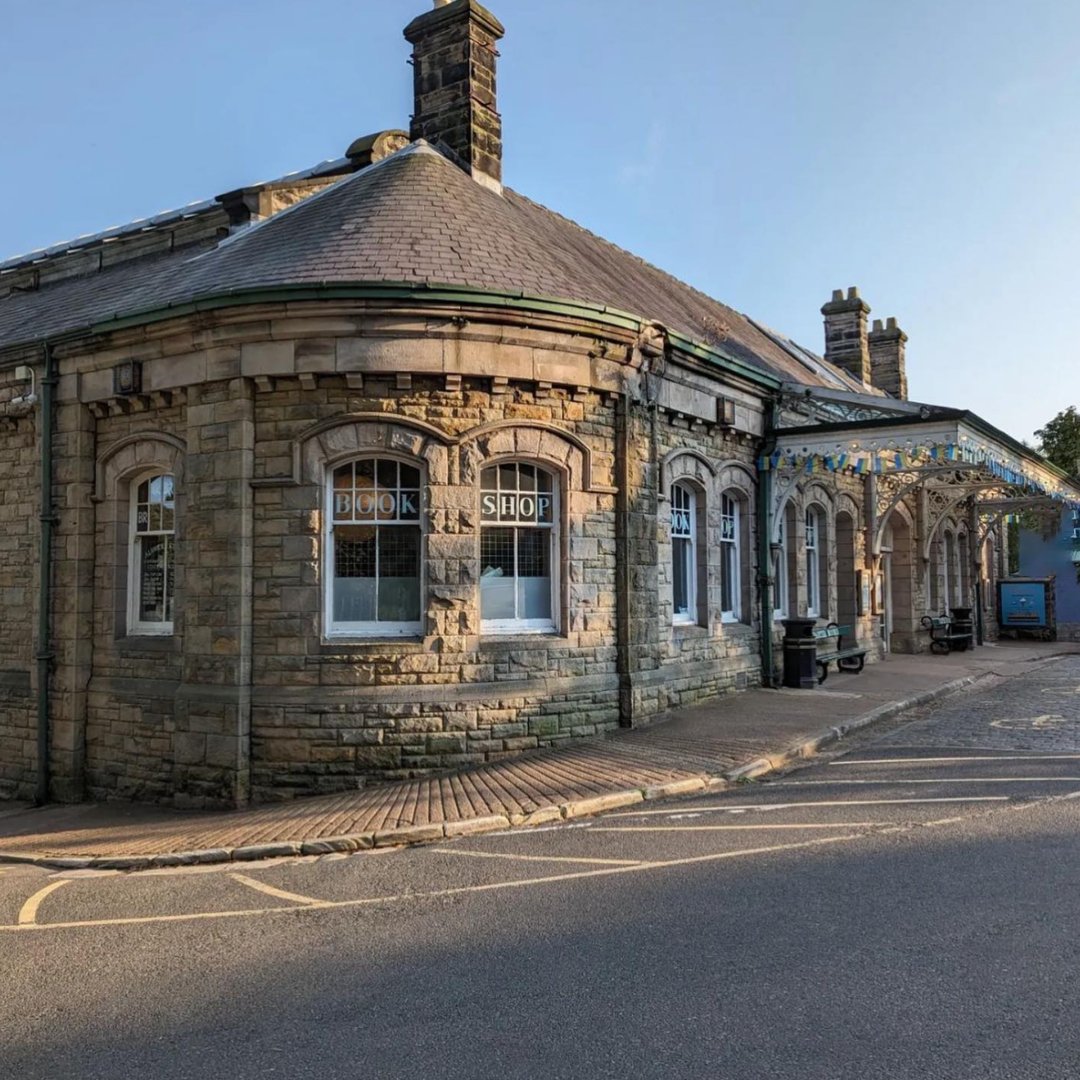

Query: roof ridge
left=0, top=151, right=365, bottom=277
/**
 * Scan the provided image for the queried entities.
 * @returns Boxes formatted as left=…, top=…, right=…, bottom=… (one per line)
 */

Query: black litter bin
left=950, top=606, right=973, bottom=650
left=782, top=617, right=818, bottom=689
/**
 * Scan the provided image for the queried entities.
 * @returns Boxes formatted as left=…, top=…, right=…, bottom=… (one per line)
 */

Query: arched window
left=326, top=457, right=423, bottom=636
left=806, top=506, right=822, bottom=618
left=480, top=462, right=558, bottom=633
left=720, top=492, right=741, bottom=622
left=671, top=482, right=698, bottom=624
left=128, top=473, right=175, bottom=635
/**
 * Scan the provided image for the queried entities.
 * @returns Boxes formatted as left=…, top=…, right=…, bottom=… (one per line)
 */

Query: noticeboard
left=997, top=579, right=1052, bottom=629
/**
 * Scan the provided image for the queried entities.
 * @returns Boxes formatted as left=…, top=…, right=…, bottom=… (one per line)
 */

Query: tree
left=1035, top=406, right=1080, bottom=476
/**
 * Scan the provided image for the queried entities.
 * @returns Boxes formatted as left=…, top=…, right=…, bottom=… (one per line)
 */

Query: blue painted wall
left=1018, top=509, right=1080, bottom=626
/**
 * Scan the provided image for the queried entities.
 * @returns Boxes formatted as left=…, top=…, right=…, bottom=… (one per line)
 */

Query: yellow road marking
left=831, top=755, right=1080, bottom=766
left=17, top=880, right=71, bottom=926
left=609, top=797, right=1011, bottom=817
left=229, top=873, right=327, bottom=907
left=1, top=831, right=871, bottom=933
left=432, top=848, right=640, bottom=866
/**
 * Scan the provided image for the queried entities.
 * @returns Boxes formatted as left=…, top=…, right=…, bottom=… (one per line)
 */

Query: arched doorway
left=836, top=509, right=858, bottom=637
left=882, top=510, right=916, bottom=652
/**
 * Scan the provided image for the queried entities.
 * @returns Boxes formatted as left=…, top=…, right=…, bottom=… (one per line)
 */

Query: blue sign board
left=998, top=581, right=1050, bottom=628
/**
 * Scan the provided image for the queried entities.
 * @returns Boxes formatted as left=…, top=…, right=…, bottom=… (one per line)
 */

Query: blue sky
left=3, top=0, right=1078, bottom=443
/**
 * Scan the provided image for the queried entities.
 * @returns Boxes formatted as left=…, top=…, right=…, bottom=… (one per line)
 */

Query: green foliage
left=1035, top=406, right=1080, bottom=476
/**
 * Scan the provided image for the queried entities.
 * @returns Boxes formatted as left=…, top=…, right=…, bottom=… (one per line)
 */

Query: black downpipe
left=757, top=398, right=779, bottom=686
left=35, top=341, right=57, bottom=805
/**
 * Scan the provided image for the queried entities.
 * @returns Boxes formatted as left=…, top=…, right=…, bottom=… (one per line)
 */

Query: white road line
left=608, top=797, right=1011, bottom=817
left=17, top=880, right=72, bottom=926
left=831, top=755, right=1080, bottom=766
left=590, top=823, right=879, bottom=833
left=229, top=874, right=328, bottom=907
left=432, top=848, right=640, bottom=867
left=782, top=778, right=1080, bottom=785
left=1, top=831, right=871, bottom=934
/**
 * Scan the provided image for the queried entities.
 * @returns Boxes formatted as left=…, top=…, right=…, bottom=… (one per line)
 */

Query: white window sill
left=127, top=625, right=174, bottom=637
left=481, top=622, right=557, bottom=636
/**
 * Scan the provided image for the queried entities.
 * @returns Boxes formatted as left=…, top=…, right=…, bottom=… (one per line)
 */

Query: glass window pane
left=136, top=480, right=149, bottom=503
left=673, top=536, right=689, bottom=615
left=518, top=464, right=535, bottom=491
left=481, top=527, right=516, bottom=620
left=721, top=546, right=735, bottom=613
left=398, top=490, right=420, bottom=521
left=333, top=525, right=377, bottom=622
left=499, top=463, right=518, bottom=491
left=377, top=525, right=420, bottom=622
left=516, top=527, right=549, bottom=578
left=519, top=576, right=551, bottom=620
left=400, top=464, right=420, bottom=489
left=354, top=459, right=375, bottom=489
left=333, top=464, right=353, bottom=489
left=480, top=467, right=498, bottom=491
left=537, top=470, right=552, bottom=493
left=138, top=535, right=167, bottom=622
left=376, top=459, right=397, bottom=488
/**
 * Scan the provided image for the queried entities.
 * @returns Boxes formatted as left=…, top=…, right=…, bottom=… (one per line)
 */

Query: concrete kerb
left=1, top=660, right=1059, bottom=872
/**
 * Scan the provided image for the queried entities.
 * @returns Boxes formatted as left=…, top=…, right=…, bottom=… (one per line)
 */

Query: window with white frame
left=129, top=473, right=175, bottom=634
left=671, top=483, right=697, bottom=624
left=720, top=492, right=741, bottom=622
left=806, top=506, right=822, bottom=618
left=480, top=463, right=557, bottom=633
left=326, top=458, right=422, bottom=636
left=772, top=516, right=788, bottom=620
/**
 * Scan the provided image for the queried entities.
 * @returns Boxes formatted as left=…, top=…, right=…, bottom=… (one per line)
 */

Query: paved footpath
left=1, top=639, right=1076, bottom=869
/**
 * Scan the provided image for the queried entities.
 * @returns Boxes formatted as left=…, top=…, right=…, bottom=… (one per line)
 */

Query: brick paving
left=1, top=640, right=1076, bottom=868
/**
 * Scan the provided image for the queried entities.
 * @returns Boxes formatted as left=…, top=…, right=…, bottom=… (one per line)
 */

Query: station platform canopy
left=761, top=384, right=1080, bottom=556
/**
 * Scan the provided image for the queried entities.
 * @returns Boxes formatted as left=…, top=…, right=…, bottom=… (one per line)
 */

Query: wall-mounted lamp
left=10, top=364, right=37, bottom=407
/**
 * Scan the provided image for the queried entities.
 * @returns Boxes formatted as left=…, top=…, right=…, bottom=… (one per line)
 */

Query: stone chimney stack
left=868, top=316, right=909, bottom=400
left=403, top=0, right=505, bottom=193
left=821, top=287, right=871, bottom=385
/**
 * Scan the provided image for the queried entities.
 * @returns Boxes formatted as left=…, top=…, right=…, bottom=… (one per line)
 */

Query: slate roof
left=0, top=142, right=864, bottom=390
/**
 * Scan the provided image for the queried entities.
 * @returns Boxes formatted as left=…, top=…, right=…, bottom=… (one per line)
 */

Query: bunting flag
left=751, top=438, right=1080, bottom=510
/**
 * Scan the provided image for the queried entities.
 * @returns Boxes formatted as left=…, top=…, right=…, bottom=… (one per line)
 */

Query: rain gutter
left=85, top=282, right=782, bottom=393
left=35, top=339, right=57, bottom=804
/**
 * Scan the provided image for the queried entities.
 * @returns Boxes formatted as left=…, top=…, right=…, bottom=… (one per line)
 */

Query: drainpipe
left=757, top=398, right=778, bottom=686
left=34, top=340, right=57, bottom=805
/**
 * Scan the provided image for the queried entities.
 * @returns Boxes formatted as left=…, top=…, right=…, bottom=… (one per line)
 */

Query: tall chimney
left=821, top=286, right=871, bottom=385
left=403, top=0, right=505, bottom=193
left=868, top=316, right=909, bottom=399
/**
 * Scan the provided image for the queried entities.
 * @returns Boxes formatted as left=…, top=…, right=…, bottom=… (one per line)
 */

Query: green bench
left=921, top=614, right=973, bottom=655
left=812, top=623, right=869, bottom=685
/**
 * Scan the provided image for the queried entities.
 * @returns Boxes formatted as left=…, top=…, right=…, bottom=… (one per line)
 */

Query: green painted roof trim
left=88, top=281, right=782, bottom=392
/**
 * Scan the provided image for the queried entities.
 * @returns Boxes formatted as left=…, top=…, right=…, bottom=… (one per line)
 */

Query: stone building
left=2, top=0, right=1078, bottom=808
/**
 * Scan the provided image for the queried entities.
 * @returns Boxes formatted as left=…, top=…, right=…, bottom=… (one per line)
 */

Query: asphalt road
left=3, top=657, right=1080, bottom=1079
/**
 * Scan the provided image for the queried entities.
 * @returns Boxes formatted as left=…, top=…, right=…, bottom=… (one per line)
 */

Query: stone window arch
left=479, top=460, right=559, bottom=633
left=664, top=450, right=713, bottom=629
left=715, top=462, right=755, bottom=626
left=94, top=432, right=185, bottom=640
left=324, top=454, right=425, bottom=638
